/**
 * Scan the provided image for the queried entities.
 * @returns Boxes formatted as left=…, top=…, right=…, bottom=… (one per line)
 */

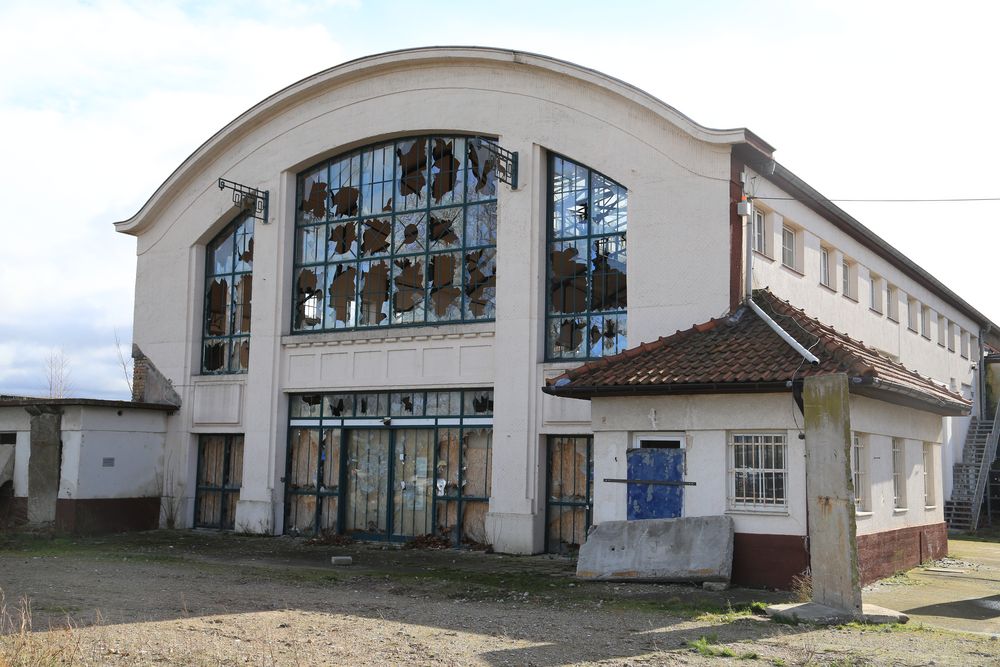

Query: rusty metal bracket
left=218, top=178, right=269, bottom=223
left=603, top=478, right=697, bottom=486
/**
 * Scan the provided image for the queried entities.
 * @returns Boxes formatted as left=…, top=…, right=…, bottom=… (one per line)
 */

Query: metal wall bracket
left=218, top=178, right=269, bottom=224
left=477, top=139, right=518, bottom=190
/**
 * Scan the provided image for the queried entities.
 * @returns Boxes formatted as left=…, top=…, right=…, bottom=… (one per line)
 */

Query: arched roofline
left=114, top=46, right=772, bottom=236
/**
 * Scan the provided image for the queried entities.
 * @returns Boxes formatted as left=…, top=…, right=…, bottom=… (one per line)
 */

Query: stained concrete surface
left=576, top=515, right=733, bottom=582
left=864, top=537, right=1000, bottom=636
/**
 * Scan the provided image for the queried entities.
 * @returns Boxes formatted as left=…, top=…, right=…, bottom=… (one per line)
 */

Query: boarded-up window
left=194, top=434, right=244, bottom=529
left=545, top=435, right=593, bottom=553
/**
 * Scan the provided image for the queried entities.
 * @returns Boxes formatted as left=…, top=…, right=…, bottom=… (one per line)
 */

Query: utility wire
left=754, top=196, right=1000, bottom=203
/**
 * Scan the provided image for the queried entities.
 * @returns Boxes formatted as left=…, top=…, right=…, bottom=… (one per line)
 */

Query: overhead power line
left=754, top=196, right=1000, bottom=203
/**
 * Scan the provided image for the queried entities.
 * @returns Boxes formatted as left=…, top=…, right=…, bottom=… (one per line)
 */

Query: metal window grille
left=194, top=434, right=244, bottom=529
left=546, top=153, right=628, bottom=361
left=729, top=433, right=787, bottom=508
left=545, top=435, right=593, bottom=554
left=202, top=212, right=254, bottom=374
left=892, top=438, right=907, bottom=509
left=292, top=135, right=498, bottom=333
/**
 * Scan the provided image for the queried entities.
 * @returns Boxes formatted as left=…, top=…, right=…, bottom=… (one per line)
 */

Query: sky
left=1, top=0, right=998, bottom=400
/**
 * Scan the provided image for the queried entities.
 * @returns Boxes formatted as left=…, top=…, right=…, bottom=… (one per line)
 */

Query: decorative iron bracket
left=218, top=178, right=269, bottom=224
left=478, top=139, right=518, bottom=189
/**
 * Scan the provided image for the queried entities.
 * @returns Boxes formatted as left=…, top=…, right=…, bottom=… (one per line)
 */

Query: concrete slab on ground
left=766, top=602, right=907, bottom=626
left=864, top=538, right=1000, bottom=636
left=576, top=515, right=733, bottom=582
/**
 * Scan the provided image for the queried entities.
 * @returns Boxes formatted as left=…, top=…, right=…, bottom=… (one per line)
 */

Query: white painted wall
left=58, top=406, right=166, bottom=500
left=747, top=169, right=979, bottom=499
left=119, top=49, right=737, bottom=551
left=115, top=47, right=982, bottom=550
left=0, top=407, right=31, bottom=497
left=588, top=392, right=945, bottom=540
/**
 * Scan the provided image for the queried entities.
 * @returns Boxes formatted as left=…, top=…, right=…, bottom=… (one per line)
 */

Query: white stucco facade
left=113, top=47, right=994, bottom=556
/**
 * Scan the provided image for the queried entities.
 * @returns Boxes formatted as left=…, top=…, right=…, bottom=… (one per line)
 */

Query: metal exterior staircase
left=944, top=410, right=1000, bottom=532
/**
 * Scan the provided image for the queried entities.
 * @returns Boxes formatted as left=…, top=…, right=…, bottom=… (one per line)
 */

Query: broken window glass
left=326, top=263, right=357, bottom=328
left=327, top=222, right=357, bottom=261
left=295, top=266, right=325, bottom=330
left=429, top=208, right=462, bottom=251
left=358, top=259, right=390, bottom=326
left=203, top=211, right=253, bottom=373
left=430, top=137, right=464, bottom=205
left=390, top=391, right=424, bottom=416
left=355, top=393, right=389, bottom=417
left=323, top=394, right=354, bottom=418
left=392, top=257, right=425, bottom=324
left=395, top=139, right=427, bottom=210
left=299, top=165, right=329, bottom=223
left=329, top=154, right=361, bottom=219
left=465, top=138, right=497, bottom=201
left=463, top=390, right=494, bottom=415
left=393, top=212, right=425, bottom=255
left=464, top=248, right=496, bottom=320
left=294, top=135, right=497, bottom=332
left=428, top=252, right=462, bottom=321
left=546, top=155, right=627, bottom=360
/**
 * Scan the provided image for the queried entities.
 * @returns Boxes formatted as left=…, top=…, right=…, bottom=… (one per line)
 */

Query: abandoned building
left=3, top=47, right=997, bottom=588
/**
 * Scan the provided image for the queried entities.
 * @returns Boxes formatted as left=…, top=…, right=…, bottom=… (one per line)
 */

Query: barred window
left=729, top=433, right=787, bottom=509
left=292, top=135, right=498, bottom=332
left=851, top=432, right=870, bottom=512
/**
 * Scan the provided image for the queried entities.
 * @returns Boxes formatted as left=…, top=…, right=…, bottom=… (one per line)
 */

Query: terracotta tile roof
left=545, top=290, right=970, bottom=415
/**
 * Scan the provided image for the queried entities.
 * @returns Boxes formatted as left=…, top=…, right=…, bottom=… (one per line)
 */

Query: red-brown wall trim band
left=729, top=153, right=746, bottom=313
left=732, top=532, right=809, bottom=590
left=856, top=523, right=947, bottom=586
left=55, top=498, right=160, bottom=535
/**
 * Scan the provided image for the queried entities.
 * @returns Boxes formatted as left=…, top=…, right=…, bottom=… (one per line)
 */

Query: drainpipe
left=737, top=187, right=753, bottom=301
left=747, top=299, right=820, bottom=366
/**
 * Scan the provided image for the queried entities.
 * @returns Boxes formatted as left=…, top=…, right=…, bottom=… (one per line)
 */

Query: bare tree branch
left=114, top=328, right=133, bottom=395
left=45, top=348, right=73, bottom=399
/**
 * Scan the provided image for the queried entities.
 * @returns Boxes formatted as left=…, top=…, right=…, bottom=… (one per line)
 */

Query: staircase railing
left=969, top=400, right=1000, bottom=531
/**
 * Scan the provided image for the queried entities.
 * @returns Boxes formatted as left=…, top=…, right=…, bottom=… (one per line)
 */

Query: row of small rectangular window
left=755, top=207, right=978, bottom=361
left=851, top=433, right=936, bottom=513
left=729, top=431, right=936, bottom=514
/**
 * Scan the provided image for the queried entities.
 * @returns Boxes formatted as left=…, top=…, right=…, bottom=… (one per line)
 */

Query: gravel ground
left=1, top=531, right=998, bottom=666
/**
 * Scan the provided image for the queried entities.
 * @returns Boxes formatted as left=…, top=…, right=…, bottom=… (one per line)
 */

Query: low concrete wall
left=576, top=515, right=734, bottom=582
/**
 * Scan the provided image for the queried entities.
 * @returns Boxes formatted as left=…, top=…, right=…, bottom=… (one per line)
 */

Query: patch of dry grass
left=0, top=590, right=80, bottom=667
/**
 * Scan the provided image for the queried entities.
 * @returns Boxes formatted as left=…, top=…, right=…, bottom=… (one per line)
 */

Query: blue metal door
left=627, top=447, right=684, bottom=520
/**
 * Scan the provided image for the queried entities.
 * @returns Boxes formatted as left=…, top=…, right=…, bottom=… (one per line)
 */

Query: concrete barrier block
left=576, top=515, right=734, bottom=583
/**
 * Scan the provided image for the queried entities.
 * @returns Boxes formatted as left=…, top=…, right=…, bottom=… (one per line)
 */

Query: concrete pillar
left=803, top=374, right=862, bottom=615
left=24, top=405, right=63, bottom=525
left=485, top=141, right=545, bottom=554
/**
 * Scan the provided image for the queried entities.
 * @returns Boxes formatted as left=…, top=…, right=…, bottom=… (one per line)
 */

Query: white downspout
left=748, top=298, right=820, bottom=366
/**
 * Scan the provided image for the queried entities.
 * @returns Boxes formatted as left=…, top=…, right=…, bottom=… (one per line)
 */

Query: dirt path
left=1, top=531, right=998, bottom=665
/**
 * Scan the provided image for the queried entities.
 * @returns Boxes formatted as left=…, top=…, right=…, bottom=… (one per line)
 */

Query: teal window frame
left=545, top=153, right=628, bottom=360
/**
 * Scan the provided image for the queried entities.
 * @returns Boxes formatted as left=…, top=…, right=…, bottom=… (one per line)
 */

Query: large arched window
left=202, top=212, right=254, bottom=373
left=546, top=154, right=627, bottom=360
left=293, top=135, right=498, bottom=332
